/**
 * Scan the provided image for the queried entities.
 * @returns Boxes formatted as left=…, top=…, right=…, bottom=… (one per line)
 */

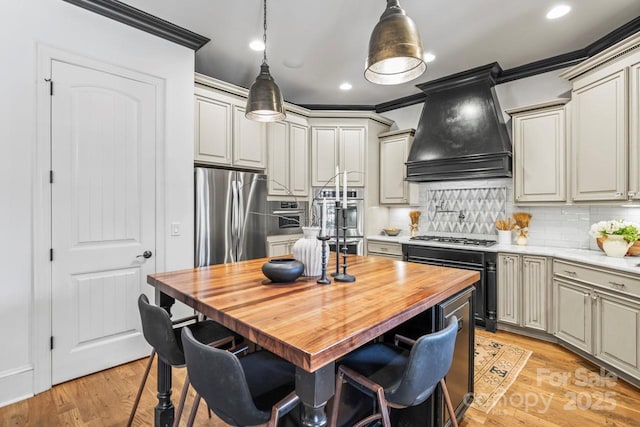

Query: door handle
left=136, top=250, right=152, bottom=259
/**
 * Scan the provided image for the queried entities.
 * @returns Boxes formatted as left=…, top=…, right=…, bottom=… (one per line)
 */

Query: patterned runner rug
left=472, top=335, right=533, bottom=413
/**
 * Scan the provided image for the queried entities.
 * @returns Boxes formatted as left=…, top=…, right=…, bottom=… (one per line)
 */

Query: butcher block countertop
left=147, top=254, right=479, bottom=372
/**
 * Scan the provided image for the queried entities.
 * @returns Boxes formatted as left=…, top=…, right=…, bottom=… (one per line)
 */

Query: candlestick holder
left=331, top=201, right=341, bottom=277
left=334, top=206, right=355, bottom=283
left=316, top=234, right=331, bottom=284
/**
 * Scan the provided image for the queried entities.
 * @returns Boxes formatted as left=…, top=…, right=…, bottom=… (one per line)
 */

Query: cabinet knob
left=615, top=192, right=623, bottom=197
left=628, top=191, right=636, bottom=197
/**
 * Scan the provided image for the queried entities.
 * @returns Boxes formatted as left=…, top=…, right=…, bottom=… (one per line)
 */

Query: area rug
left=472, top=335, right=532, bottom=413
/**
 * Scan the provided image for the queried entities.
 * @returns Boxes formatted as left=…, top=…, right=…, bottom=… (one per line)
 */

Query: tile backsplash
left=386, top=178, right=640, bottom=250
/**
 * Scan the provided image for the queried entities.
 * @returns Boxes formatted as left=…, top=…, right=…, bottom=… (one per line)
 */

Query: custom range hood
left=406, top=63, right=512, bottom=181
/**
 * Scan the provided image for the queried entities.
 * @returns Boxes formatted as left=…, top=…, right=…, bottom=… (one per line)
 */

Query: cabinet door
left=194, top=95, right=232, bottom=165
left=380, top=135, right=409, bottom=204
left=233, top=105, right=266, bottom=169
left=267, top=240, right=290, bottom=257
left=513, top=108, right=566, bottom=202
left=595, top=291, right=640, bottom=377
left=289, top=123, right=309, bottom=196
left=629, top=59, right=640, bottom=200
left=340, top=127, right=366, bottom=187
left=571, top=69, right=627, bottom=201
left=311, top=126, right=339, bottom=187
left=267, top=121, right=289, bottom=196
left=522, top=256, right=548, bottom=331
left=497, top=254, right=520, bottom=325
left=554, top=279, right=592, bottom=352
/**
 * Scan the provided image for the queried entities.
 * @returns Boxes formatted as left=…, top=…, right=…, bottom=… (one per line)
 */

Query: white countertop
left=366, top=235, right=640, bottom=275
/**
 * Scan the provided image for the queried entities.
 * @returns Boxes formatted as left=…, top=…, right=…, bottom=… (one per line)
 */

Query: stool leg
left=127, top=350, right=156, bottom=427
left=440, top=378, right=458, bottom=427
left=329, top=370, right=345, bottom=427
left=172, top=374, right=190, bottom=427
left=186, top=393, right=201, bottom=427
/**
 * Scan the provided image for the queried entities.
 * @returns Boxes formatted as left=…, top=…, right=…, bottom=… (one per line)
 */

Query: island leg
left=295, top=363, right=335, bottom=427
left=155, top=290, right=175, bottom=427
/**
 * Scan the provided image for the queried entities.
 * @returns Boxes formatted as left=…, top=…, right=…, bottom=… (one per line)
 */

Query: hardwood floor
left=2, top=329, right=639, bottom=426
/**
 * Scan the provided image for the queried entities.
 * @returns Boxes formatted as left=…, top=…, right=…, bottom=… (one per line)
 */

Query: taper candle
left=343, top=170, right=347, bottom=208
left=335, top=166, right=340, bottom=203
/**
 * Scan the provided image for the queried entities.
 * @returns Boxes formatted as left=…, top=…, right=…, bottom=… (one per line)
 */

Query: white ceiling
left=122, top=0, right=640, bottom=106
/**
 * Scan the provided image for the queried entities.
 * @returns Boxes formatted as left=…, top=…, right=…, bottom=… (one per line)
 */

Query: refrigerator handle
left=236, top=179, right=246, bottom=261
left=231, top=179, right=239, bottom=262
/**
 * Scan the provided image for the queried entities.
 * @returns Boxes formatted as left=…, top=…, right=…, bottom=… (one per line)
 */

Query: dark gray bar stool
left=329, top=316, right=460, bottom=427
left=127, top=294, right=241, bottom=427
left=181, top=327, right=300, bottom=426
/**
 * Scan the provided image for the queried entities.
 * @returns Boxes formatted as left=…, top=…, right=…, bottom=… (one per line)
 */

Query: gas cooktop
left=410, top=235, right=497, bottom=247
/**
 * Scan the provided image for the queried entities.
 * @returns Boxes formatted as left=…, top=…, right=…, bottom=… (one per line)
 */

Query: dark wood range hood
left=406, top=63, right=512, bottom=182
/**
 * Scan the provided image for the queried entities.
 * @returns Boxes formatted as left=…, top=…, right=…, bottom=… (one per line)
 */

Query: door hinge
left=50, top=336, right=54, bottom=350
left=49, top=170, right=54, bottom=184
left=50, top=248, right=54, bottom=261
left=45, top=78, right=53, bottom=96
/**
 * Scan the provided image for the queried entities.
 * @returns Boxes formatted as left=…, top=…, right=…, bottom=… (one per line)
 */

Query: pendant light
left=246, top=0, right=286, bottom=122
left=365, top=0, right=426, bottom=85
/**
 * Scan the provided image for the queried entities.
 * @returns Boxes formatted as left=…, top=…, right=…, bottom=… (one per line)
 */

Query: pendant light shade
left=365, top=0, right=426, bottom=85
left=246, top=0, right=286, bottom=122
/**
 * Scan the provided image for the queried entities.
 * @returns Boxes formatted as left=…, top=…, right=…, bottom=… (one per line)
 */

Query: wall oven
left=266, top=201, right=307, bottom=236
left=313, top=188, right=364, bottom=254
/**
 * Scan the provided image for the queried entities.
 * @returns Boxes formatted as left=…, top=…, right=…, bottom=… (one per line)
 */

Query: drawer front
left=553, top=259, right=640, bottom=299
left=367, top=241, right=403, bottom=256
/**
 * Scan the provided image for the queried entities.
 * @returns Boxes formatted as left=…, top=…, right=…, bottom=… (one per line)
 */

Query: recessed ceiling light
left=339, top=82, right=352, bottom=91
left=249, top=39, right=265, bottom=51
left=546, top=4, right=571, bottom=20
left=423, top=52, right=436, bottom=63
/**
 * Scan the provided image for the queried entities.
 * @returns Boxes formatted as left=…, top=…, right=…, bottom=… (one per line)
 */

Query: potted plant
left=589, top=220, right=639, bottom=257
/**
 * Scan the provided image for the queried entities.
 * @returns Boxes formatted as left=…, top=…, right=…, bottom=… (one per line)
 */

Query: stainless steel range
left=403, top=237, right=497, bottom=332
left=410, top=235, right=497, bottom=247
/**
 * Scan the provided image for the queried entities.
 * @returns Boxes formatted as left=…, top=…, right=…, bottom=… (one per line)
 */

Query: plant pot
left=497, top=230, right=512, bottom=245
left=601, top=235, right=633, bottom=258
left=293, top=227, right=322, bottom=276
left=597, top=236, right=640, bottom=256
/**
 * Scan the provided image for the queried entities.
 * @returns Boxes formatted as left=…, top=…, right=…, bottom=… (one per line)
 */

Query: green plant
left=589, top=220, right=639, bottom=243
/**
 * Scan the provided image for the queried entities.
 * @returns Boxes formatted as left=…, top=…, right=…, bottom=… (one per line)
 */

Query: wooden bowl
left=596, top=236, right=640, bottom=256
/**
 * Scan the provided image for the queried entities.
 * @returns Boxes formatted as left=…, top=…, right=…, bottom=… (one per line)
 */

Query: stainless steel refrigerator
left=195, top=167, right=267, bottom=266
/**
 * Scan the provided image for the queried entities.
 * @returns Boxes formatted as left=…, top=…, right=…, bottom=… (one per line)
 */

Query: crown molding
left=504, top=98, right=571, bottom=116
left=62, top=0, right=209, bottom=50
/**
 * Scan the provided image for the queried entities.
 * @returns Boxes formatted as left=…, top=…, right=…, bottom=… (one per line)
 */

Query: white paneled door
left=50, top=60, right=156, bottom=384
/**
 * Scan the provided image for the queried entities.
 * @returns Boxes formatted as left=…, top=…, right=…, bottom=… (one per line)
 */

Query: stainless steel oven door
left=315, top=200, right=364, bottom=238
left=267, top=201, right=306, bottom=235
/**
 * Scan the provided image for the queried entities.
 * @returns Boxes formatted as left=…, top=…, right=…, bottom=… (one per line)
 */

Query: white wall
left=0, top=1, right=195, bottom=406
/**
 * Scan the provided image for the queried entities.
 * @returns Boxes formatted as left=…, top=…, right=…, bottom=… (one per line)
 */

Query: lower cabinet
left=497, top=253, right=549, bottom=332
left=266, top=234, right=301, bottom=257
left=553, top=259, right=640, bottom=379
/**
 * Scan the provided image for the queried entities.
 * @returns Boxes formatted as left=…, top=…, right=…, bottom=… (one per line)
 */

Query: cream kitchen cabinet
left=553, top=259, right=640, bottom=379
left=267, top=115, right=309, bottom=197
left=497, top=253, right=549, bottom=332
left=379, top=129, right=418, bottom=205
left=311, top=125, right=366, bottom=187
left=366, top=240, right=403, bottom=260
left=267, top=234, right=302, bottom=257
left=561, top=32, right=640, bottom=202
left=194, top=86, right=266, bottom=169
left=507, top=100, right=569, bottom=204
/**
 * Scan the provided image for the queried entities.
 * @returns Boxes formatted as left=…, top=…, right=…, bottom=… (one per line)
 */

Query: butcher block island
left=147, top=255, right=479, bottom=427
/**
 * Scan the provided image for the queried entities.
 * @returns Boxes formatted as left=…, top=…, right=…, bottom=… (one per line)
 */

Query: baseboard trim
left=0, top=367, right=34, bottom=408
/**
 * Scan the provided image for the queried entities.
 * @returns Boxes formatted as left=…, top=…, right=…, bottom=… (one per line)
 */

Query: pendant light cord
left=262, top=0, right=268, bottom=65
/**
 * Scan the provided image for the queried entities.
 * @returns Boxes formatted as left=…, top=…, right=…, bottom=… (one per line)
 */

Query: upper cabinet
left=561, top=33, right=640, bottom=203
left=194, top=85, right=266, bottom=170
left=378, top=129, right=418, bottom=205
left=266, top=114, right=309, bottom=197
left=507, top=100, right=569, bottom=204
left=311, top=124, right=366, bottom=187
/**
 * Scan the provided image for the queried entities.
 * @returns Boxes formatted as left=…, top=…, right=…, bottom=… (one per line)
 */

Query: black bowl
left=262, top=258, right=304, bottom=283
